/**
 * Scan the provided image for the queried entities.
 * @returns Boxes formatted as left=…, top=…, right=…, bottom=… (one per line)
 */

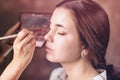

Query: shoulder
left=49, top=67, right=66, bottom=80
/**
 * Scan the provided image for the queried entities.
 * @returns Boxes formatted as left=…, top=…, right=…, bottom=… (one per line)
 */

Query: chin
left=46, top=54, right=60, bottom=63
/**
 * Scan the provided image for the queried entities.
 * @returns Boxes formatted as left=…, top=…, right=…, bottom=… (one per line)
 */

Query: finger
left=23, top=38, right=36, bottom=55
left=20, top=33, right=35, bottom=47
left=22, top=39, right=36, bottom=65
left=13, top=38, right=35, bottom=57
left=14, top=29, right=30, bottom=44
left=5, top=22, right=20, bottom=35
left=20, top=38, right=36, bottom=62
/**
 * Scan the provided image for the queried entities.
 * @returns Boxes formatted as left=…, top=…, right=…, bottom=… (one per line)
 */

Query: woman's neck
left=61, top=58, right=99, bottom=80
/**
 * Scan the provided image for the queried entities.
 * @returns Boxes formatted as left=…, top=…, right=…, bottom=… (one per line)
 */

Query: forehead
left=50, top=7, right=77, bottom=30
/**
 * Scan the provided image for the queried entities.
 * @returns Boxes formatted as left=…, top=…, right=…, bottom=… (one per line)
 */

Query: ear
left=81, top=49, right=88, bottom=57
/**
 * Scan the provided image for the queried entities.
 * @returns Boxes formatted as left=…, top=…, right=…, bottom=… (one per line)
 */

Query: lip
left=45, top=45, right=53, bottom=52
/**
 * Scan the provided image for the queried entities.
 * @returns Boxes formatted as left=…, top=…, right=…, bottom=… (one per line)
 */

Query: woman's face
left=44, top=7, right=83, bottom=63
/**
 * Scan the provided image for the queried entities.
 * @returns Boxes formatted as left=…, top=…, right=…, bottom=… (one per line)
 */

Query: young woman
left=46, top=0, right=110, bottom=80
left=0, top=0, right=120, bottom=80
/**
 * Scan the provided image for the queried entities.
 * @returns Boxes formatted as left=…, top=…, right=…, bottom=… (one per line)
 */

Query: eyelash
left=58, top=32, right=66, bottom=35
left=48, top=27, right=66, bottom=35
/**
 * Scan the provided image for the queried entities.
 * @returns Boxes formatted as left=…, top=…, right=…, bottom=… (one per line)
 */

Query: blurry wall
left=0, top=0, right=120, bottom=80
left=0, top=0, right=62, bottom=35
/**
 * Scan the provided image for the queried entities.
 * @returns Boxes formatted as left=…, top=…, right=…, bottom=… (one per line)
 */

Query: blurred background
left=0, top=0, right=120, bottom=80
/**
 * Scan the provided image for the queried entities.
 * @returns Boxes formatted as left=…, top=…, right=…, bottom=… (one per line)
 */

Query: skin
left=0, top=24, right=36, bottom=80
left=45, top=7, right=83, bottom=63
left=45, top=7, right=99, bottom=80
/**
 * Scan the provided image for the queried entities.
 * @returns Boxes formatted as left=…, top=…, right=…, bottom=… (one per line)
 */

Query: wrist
left=11, top=59, right=28, bottom=72
left=1, top=59, right=26, bottom=80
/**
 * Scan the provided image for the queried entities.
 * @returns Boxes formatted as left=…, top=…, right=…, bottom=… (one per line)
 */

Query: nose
left=44, top=30, right=53, bottom=42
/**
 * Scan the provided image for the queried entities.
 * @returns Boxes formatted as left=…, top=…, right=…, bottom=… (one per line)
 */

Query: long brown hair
left=56, top=0, right=120, bottom=79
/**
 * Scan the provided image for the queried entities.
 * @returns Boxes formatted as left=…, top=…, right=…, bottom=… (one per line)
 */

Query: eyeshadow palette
left=19, top=13, right=51, bottom=47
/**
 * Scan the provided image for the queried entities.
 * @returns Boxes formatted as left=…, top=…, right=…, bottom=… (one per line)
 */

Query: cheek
left=54, top=37, right=81, bottom=62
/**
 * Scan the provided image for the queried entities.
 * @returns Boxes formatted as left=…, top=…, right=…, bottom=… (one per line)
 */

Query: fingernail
left=18, top=30, right=24, bottom=37
left=30, top=31, right=33, bottom=34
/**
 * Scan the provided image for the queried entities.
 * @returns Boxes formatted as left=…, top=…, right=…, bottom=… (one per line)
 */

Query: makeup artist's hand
left=0, top=29, right=36, bottom=80
left=13, top=29, right=36, bottom=68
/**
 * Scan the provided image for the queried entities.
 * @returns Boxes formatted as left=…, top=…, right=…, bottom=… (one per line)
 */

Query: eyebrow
left=56, top=24, right=64, bottom=27
left=56, top=24, right=66, bottom=30
left=50, top=21, right=66, bottom=29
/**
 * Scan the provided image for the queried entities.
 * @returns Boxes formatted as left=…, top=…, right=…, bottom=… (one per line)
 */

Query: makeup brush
left=0, top=34, right=17, bottom=40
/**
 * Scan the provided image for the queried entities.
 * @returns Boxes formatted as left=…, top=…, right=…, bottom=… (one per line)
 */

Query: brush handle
left=0, top=34, right=17, bottom=40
